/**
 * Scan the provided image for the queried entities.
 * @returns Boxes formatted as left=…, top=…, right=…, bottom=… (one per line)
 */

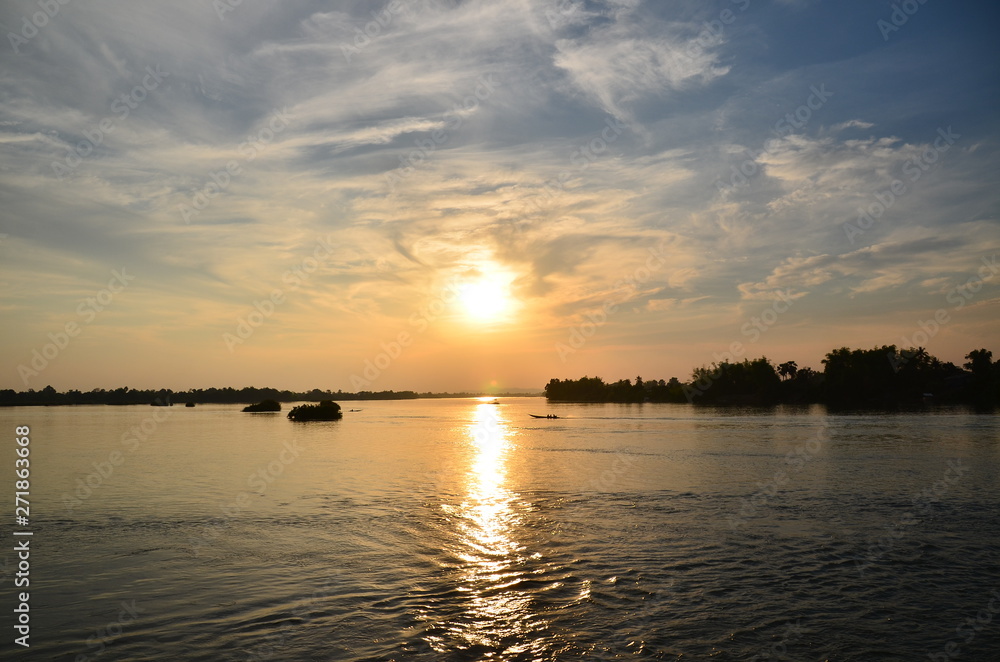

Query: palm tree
left=778, top=361, right=798, bottom=381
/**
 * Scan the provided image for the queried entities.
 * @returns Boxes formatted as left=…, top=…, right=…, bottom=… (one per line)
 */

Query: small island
left=243, top=399, right=282, bottom=413
left=287, top=400, right=343, bottom=421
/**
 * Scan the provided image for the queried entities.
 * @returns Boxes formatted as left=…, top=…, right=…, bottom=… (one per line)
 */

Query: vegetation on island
left=242, top=399, right=281, bottom=412
left=287, top=400, right=343, bottom=421
left=546, top=346, right=999, bottom=408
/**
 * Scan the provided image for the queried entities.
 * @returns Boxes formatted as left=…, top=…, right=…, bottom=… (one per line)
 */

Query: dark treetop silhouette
left=243, top=399, right=282, bottom=412
left=287, top=400, right=343, bottom=421
left=545, top=346, right=998, bottom=408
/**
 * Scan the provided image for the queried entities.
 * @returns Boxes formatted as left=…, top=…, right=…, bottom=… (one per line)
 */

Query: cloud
left=551, top=6, right=730, bottom=123
left=737, top=223, right=1000, bottom=302
left=646, top=296, right=709, bottom=311
left=831, top=119, right=875, bottom=132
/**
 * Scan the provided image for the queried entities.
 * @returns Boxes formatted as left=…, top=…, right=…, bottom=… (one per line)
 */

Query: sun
left=457, top=275, right=515, bottom=323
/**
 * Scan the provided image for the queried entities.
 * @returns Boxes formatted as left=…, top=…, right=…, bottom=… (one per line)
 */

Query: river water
left=2, top=398, right=998, bottom=660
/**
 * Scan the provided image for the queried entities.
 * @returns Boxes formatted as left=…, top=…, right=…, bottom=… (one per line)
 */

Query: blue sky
left=1, top=0, right=998, bottom=391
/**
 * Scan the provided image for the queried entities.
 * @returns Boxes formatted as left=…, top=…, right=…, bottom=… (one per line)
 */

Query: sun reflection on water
left=431, top=399, right=550, bottom=657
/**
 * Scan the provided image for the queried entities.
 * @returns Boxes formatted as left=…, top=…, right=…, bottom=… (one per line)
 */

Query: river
left=2, top=398, right=998, bottom=660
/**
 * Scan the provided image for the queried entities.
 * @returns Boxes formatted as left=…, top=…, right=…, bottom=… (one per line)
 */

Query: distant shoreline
left=4, top=345, right=996, bottom=409
left=0, top=387, right=543, bottom=407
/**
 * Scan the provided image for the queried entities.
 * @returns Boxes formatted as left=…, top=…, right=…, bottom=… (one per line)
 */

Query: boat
left=529, top=414, right=559, bottom=419
left=489, top=399, right=500, bottom=405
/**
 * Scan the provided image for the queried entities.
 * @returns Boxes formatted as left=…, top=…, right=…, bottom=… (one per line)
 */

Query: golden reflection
left=439, top=399, right=543, bottom=656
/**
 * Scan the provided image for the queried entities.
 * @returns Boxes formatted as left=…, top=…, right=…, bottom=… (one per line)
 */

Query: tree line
left=545, top=346, right=999, bottom=408
left=0, top=386, right=419, bottom=407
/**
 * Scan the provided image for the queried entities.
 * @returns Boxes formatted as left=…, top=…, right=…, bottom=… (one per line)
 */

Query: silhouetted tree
left=964, top=349, right=996, bottom=403
left=822, top=346, right=902, bottom=408
left=689, top=357, right=780, bottom=405
left=778, top=361, right=798, bottom=381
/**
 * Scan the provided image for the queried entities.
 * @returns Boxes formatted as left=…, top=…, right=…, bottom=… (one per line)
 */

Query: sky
left=1, top=0, right=999, bottom=393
